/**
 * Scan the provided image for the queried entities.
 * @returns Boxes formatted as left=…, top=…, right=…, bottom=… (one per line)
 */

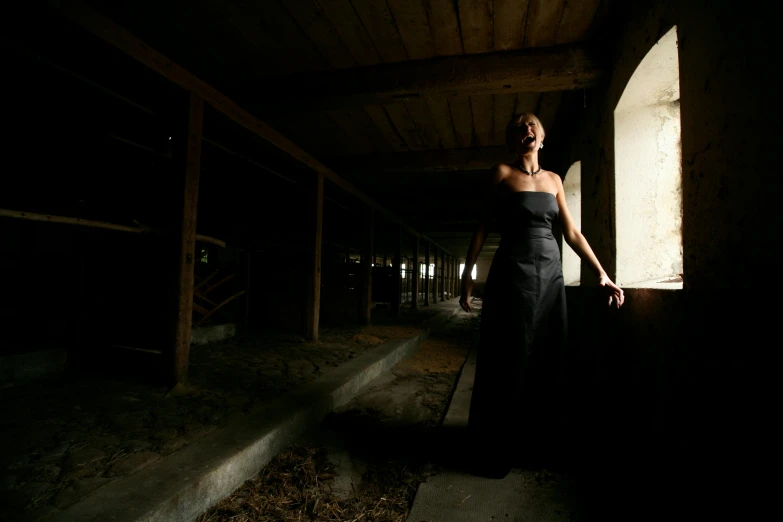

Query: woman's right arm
left=460, top=165, right=507, bottom=312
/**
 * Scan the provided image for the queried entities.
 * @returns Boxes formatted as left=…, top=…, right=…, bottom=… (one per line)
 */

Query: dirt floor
left=0, top=306, right=441, bottom=522
left=196, top=311, right=476, bottom=522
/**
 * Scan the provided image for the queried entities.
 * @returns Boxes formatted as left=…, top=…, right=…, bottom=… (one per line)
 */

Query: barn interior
left=1, top=0, right=775, bottom=521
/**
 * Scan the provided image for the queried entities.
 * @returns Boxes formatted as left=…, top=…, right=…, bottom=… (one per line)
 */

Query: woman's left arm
left=553, top=174, right=625, bottom=308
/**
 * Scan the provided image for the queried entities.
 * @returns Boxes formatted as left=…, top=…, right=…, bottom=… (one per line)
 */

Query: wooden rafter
left=232, top=43, right=605, bottom=110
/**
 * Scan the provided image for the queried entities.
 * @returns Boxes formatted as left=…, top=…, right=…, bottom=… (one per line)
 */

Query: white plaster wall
left=562, top=162, right=582, bottom=285
left=615, top=101, right=683, bottom=286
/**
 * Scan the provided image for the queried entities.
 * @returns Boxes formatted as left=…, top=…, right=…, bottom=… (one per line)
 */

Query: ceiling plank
left=350, top=0, right=409, bottom=63
left=363, top=104, right=409, bottom=152
left=515, top=92, right=542, bottom=114
left=384, top=103, right=426, bottom=150
left=494, top=0, right=530, bottom=51
left=425, top=98, right=459, bottom=149
left=458, top=0, right=494, bottom=54
left=232, top=44, right=605, bottom=110
left=386, top=0, right=436, bottom=60
left=448, top=97, right=474, bottom=148
left=493, top=93, right=517, bottom=146
left=405, top=99, right=441, bottom=149
left=536, top=91, right=564, bottom=143
left=555, top=0, right=602, bottom=44
left=327, top=107, right=387, bottom=155
left=524, top=0, right=566, bottom=48
left=281, top=0, right=357, bottom=69
left=328, top=147, right=514, bottom=174
left=316, top=0, right=382, bottom=66
left=425, top=0, right=463, bottom=56
left=471, top=94, right=493, bottom=147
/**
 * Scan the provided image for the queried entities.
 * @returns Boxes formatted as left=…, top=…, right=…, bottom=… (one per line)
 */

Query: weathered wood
left=516, top=92, right=542, bottom=115
left=411, top=237, right=420, bottom=310
left=494, top=0, right=530, bottom=51
left=305, top=172, right=324, bottom=341
left=233, top=44, right=604, bottom=109
left=525, top=0, right=566, bottom=48
left=329, top=146, right=512, bottom=174
left=471, top=94, right=494, bottom=147
left=173, top=92, right=203, bottom=385
left=52, top=1, right=454, bottom=255
left=424, top=242, right=431, bottom=306
left=425, top=98, right=459, bottom=149
left=458, top=0, right=494, bottom=54
left=350, top=0, right=408, bottom=63
left=440, top=249, right=446, bottom=301
left=316, top=0, right=382, bottom=66
left=281, top=0, right=357, bottom=69
left=493, top=93, right=518, bottom=146
left=426, top=0, right=463, bottom=56
left=391, top=225, right=402, bottom=316
left=194, top=290, right=247, bottom=328
left=449, top=97, right=474, bottom=148
left=0, top=208, right=225, bottom=247
left=364, top=104, right=408, bottom=152
left=360, top=207, right=374, bottom=324
left=432, top=246, right=439, bottom=304
left=555, top=0, right=602, bottom=45
left=386, top=0, right=436, bottom=60
left=384, top=103, right=425, bottom=150
left=404, top=99, right=440, bottom=149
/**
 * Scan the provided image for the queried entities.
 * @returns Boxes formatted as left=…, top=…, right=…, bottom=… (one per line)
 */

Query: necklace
left=516, top=161, right=542, bottom=176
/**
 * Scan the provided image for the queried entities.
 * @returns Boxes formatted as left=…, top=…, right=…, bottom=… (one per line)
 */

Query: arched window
left=562, top=161, right=581, bottom=286
left=614, top=26, right=683, bottom=289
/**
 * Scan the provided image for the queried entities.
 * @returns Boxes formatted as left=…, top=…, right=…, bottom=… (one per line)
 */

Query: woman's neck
left=515, top=152, right=540, bottom=174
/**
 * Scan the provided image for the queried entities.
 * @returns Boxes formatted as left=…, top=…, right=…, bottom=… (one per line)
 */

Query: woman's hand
left=459, top=277, right=474, bottom=312
left=599, top=274, right=625, bottom=308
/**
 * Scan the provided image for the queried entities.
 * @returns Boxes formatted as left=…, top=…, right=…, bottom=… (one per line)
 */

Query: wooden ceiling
left=70, top=0, right=611, bottom=258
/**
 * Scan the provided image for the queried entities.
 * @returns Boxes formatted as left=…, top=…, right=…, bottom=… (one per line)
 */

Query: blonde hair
left=505, top=113, right=545, bottom=152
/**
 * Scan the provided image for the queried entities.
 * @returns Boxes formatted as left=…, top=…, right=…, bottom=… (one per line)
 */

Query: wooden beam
left=424, top=242, right=431, bottom=306
left=173, top=92, right=203, bottom=386
left=431, top=246, right=438, bottom=305
left=439, top=249, right=446, bottom=301
left=0, top=208, right=225, bottom=247
left=411, top=237, right=420, bottom=311
left=305, top=172, right=324, bottom=341
left=329, top=146, right=513, bottom=175
left=391, top=225, right=402, bottom=317
left=359, top=207, right=374, bottom=325
left=51, top=0, right=453, bottom=257
left=232, top=44, right=605, bottom=110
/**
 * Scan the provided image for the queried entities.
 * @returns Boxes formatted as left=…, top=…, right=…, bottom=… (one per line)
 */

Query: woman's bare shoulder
left=489, top=163, right=514, bottom=184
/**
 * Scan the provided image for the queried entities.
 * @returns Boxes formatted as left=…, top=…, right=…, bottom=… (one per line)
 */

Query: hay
left=196, top=443, right=436, bottom=522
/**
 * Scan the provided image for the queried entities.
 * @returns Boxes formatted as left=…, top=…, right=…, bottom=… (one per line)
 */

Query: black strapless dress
left=468, top=190, right=568, bottom=468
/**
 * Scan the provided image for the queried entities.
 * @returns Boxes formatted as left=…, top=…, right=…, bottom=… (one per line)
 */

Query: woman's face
left=512, top=116, right=544, bottom=152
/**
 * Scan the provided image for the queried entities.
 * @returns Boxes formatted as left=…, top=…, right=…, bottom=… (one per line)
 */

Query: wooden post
left=432, top=246, right=438, bottom=305
left=360, top=207, right=374, bottom=325
left=445, top=256, right=451, bottom=300
left=173, top=92, right=203, bottom=386
left=391, top=226, right=402, bottom=316
left=452, top=257, right=457, bottom=299
left=305, top=172, right=324, bottom=342
left=424, top=242, right=431, bottom=306
left=239, top=249, right=251, bottom=336
left=439, top=249, right=445, bottom=301
left=411, top=237, right=419, bottom=311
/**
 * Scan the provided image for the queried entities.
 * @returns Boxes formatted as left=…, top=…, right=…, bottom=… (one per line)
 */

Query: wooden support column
left=305, top=172, right=324, bottom=342
left=440, top=249, right=446, bottom=301
left=360, top=208, right=374, bottom=325
left=391, top=226, right=402, bottom=316
left=445, top=256, right=451, bottom=300
left=411, top=238, right=420, bottom=311
left=239, top=249, right=251, bottom=336
left=424, top=242, right=431, bottom=306
left=431, top=246, right=438, bottom=305
left=173, top=92, right=203, bottom=386
left=452, top=257, right=458, bottom=299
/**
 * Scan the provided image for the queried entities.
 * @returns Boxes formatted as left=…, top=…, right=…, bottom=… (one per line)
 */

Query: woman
left=459, top=113, right=624, bottom=478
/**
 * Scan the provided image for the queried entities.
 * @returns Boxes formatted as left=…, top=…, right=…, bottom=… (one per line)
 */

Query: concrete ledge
left=47, top=303, right=461, bottom=522
left=190, top=324, right=236, bottom=346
